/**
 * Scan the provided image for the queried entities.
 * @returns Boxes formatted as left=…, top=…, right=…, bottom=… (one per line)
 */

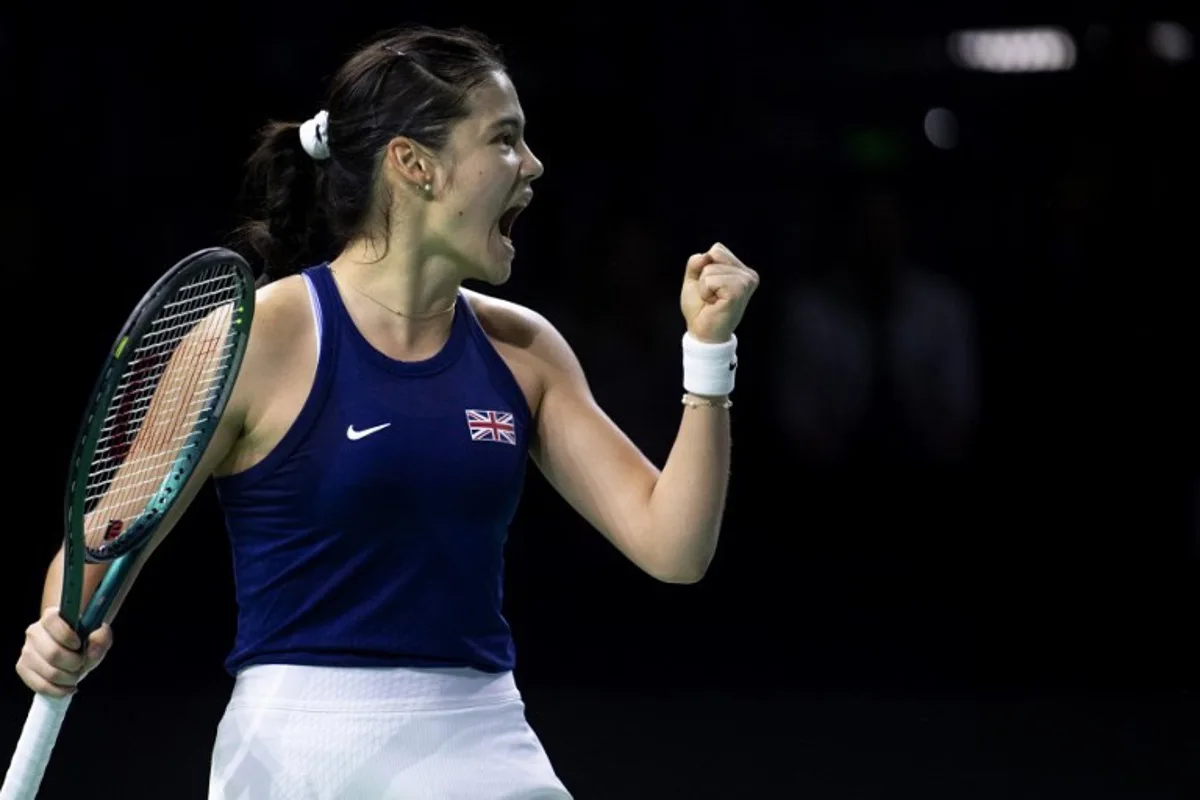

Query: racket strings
left=82, top=263, right=245, bottom=553
left=84, top=291, right=233, bottom=509
left=92, top=362, right=227, bottom=460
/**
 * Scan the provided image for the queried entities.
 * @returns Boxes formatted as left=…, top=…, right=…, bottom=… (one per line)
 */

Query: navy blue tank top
left=213, top=264, right=531, bottom=675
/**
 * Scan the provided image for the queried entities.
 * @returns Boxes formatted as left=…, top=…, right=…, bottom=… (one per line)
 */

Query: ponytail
left=236, top=121, right=336, bottom=286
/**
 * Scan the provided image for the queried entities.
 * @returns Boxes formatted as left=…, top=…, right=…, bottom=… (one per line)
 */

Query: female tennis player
left=15, top=25, right=758, bottom=798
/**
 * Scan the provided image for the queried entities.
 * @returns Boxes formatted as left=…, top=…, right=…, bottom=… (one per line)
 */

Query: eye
left=495, top=131, right=518, bottom=148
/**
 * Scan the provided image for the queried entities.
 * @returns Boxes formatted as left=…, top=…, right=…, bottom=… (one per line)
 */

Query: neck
left=328, top=237, right=464, bottom=358
left=330, top=237, right=462, bottom=319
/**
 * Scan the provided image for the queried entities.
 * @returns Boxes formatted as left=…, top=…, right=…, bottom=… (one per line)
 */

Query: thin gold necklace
left=330, top=267, right=457, bottom=320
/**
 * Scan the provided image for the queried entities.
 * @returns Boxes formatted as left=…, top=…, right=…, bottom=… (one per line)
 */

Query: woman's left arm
left=529, top=243, right=759, bottom=583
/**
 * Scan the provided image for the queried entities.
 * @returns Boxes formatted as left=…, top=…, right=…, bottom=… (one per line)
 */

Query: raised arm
left=530, top=243, right=758, bottom=583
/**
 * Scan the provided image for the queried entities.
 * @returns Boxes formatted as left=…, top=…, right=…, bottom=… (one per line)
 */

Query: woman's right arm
left=19, top=340, right=249, bottom=695
left=16, top=275, right=309, bottom=695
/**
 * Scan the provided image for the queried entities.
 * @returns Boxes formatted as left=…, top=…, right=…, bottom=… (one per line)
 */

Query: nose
left=522, top=143, right=545, bottom=182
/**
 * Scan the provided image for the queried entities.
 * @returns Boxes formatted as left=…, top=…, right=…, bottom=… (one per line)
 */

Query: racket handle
left=0, top=693, right=73, bottom=800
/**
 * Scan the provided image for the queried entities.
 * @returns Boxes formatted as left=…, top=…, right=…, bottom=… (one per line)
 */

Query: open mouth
left=497, top=205, right=524, bottom=241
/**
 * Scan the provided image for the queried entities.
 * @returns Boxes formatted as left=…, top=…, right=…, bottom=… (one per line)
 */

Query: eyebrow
left=490, top=115, right=525, bottom=133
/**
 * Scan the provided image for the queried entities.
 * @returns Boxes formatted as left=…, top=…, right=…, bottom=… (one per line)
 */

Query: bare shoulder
left=238, top=275, right=313, bottom=368
left=228, top=275, right=316, bottom=409
left=461, top=288, right=581, bottom=378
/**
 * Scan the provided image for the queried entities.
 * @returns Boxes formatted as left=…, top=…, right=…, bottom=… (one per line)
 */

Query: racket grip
left=0, top=693, right=73, bottom=800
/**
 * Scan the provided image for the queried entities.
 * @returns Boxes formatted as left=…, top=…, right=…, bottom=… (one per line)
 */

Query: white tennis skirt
left=207, top=663, right=572, bottom=799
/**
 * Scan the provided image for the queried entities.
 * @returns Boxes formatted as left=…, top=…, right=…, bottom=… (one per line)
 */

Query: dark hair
left=237, top=26, right=506, bottom=284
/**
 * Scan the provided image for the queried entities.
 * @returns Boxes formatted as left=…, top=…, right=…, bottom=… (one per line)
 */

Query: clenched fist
left=680, top=243, right=760, bottom=343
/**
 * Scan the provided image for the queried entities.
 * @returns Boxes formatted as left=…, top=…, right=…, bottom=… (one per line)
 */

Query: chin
left=482, top=260, right=513, bottom=285
left=462, top=258, right=511, bottom=287
left=455, top=245, right=512, bottom=287
left=477, top=242, right=515, bottom=285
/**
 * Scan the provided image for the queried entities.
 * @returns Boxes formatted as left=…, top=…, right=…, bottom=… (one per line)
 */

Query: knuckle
left=37, top=661, right=77, bottom=686
left=37, top=637, right=72, bottom=664
left=28, top=633, right=53, bottom=657
left=52, top=631, right=79, bottom=650
left=51, top=669, right=79, bottom=687
left=15, top=663, right=47, bottom=695
left=51, top=649, right=84, bottom=672
left=20, top=645, right=44, bottom=670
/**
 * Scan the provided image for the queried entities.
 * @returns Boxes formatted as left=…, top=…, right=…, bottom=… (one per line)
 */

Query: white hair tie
left=299, top=110, right=331, bottom=160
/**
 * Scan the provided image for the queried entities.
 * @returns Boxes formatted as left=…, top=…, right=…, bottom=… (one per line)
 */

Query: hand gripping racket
left=0, top=247, right=255, bottom=800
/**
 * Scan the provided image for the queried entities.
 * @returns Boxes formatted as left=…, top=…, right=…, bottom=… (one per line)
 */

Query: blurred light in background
left=923, top=108, right=958, bottom=149
left=948, top=27, right=1077, bottom=73
left=1147, top=21, right=1194, bottom=63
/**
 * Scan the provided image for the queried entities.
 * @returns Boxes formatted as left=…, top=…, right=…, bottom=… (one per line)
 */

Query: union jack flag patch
left=465, top=409, right=517, bottom=445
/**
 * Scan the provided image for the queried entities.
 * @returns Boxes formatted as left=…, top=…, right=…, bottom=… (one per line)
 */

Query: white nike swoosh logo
left=346, top=422, right=391, bottom=441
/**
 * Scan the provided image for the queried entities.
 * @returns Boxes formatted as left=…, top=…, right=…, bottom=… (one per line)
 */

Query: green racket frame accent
left=59, top=247, right=255, bottom=636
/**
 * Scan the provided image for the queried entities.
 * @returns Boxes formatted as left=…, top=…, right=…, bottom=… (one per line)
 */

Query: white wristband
left=682, top=332, right=737, bottom=396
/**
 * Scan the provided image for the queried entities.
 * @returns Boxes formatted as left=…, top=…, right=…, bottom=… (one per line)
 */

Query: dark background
left=4, top=1, right=1198, bottom=797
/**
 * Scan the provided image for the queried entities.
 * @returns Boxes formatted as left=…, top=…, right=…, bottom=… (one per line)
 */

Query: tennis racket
left=0, top=247, right=255, bottom=800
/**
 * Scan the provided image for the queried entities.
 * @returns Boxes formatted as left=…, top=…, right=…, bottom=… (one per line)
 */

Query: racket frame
left=59, top=246, right=255, bottom=634
left=1, top=247, right=254, bottom=800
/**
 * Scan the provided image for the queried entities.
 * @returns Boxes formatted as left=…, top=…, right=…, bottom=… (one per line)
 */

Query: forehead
left=464, top=70, right=525, bottom=128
